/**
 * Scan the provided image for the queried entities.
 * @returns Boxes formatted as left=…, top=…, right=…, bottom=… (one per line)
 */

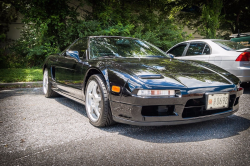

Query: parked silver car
left=166, top=39, right=250, bottom=83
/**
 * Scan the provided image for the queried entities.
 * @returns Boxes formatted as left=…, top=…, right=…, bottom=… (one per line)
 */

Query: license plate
left=206, top=93, right=229, bottom=110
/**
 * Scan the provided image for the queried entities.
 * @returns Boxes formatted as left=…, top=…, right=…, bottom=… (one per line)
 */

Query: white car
left=166, top=39, right=250, bottom=83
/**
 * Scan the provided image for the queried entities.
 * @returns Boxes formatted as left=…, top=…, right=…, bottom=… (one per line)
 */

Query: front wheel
left=85, top=74, right=115, bottom=127
left=43, top=68, right=58, bottom=98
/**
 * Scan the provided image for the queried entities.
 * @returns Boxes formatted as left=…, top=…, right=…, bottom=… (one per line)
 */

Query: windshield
left=89, top=37, right=170, bottom=59
left=213, top=40, right=249, bottom=51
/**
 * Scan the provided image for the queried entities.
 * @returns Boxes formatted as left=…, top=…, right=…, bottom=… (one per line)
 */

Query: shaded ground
left=0, top=84, right=250, bottom=165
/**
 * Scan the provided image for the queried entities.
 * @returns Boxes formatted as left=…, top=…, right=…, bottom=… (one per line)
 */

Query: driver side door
left=55, top=38, right=88, bottom=98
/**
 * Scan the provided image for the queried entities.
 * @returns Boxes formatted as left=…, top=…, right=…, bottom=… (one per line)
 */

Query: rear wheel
left=85, top=74, right=115, bottom=127
left=43, top=68, right=58, bottom=98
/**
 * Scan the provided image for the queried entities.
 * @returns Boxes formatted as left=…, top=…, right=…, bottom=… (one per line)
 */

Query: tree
left=0, top=1, right=19, bottom=68
left=2, top=0, right=192, bottom=68
left=220, top=0, right=250, bottom=34
left=174, top=0, right=250, bottom=38
left=0, top=1, right=18, bottom=41
left=198, top=0, right=223, bottom=38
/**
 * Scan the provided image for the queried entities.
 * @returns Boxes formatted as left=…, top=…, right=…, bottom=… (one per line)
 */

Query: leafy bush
left=133, top=20, right=192, bottom=51
left=5, top=25, right=59, bottom=68
left=3, top=0, right=193, bottom=68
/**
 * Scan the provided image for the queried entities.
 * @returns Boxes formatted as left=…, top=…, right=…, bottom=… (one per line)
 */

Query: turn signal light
left=111, top=86, right=121, bottom=93
left=236, top=52, right=250, bottom=61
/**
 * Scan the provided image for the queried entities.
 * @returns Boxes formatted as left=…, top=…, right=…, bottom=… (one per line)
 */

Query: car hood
left=102, top=58, right=239, bottom=88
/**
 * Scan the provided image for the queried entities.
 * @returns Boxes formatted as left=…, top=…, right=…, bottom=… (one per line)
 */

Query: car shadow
left=103, top=115, right=250, bottom=143
left=53, top=96, right=87, bottom=117
left=54, top=95, right=250, bottom=144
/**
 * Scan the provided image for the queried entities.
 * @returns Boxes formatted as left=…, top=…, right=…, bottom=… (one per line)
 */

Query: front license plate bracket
left=206, top=93, right=229, bottom=110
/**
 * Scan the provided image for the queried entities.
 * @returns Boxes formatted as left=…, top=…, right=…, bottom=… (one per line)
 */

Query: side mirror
left=167, top=53, right=175, bottom=59
left=66, top=50, right=80, bottom=60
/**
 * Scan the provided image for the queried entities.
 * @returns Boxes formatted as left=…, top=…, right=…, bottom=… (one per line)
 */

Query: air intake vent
left=138, top=74, right=163, bottom=79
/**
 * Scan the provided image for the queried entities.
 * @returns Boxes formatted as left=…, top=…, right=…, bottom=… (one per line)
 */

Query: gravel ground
left=0, top=85, right=250, bottom=166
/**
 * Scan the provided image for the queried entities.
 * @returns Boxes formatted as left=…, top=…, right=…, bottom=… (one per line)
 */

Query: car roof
left=184, top=39, right=228, bottom=42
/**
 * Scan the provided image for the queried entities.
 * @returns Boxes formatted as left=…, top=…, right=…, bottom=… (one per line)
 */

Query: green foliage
left=6, top=25, right=60, bottom=68
left=3, top=0, right=193, bottom=68
left=220, top=0, right=250, bottom=33
left=197, top=0, right=222, bottom=39
left=0, top=68, right=42, bottom=82
left=175, top=0, right=250, bottom=38
left=0, top=1, right=19, bottom=68
left=2, top=0, right=250, bottom=69
left=133, top=20, right=192, bottom=51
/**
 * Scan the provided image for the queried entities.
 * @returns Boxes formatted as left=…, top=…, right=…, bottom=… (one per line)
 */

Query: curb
left=0, top=81, right=43, bottom=89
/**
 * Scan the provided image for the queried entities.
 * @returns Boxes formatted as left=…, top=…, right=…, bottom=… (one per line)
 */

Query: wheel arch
left=83, top=67, right=110, bottom=95
left=43, top=64, right=47, bottom=73
left=42, top=63, right=55, bottom=80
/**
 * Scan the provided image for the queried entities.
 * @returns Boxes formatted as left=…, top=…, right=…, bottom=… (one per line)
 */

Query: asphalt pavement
left=0, top=84, right=250, bottom=165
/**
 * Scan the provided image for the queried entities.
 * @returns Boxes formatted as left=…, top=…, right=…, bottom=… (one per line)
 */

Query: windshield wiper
left=145, top=55, right=165, bottom=58
left=97, top=55, right=122, bottom=59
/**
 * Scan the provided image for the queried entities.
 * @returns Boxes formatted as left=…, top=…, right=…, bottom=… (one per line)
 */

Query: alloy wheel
left=43, top=69, right=48, bottom=94
left=86, top=80, right=102, bottom=122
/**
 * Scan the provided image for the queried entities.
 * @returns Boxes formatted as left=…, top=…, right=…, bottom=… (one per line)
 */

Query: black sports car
left=43, top=36, right=243, bottom=127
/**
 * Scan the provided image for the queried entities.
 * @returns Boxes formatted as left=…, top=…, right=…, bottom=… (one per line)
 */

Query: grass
left=0, top=68, right=43, bottom=83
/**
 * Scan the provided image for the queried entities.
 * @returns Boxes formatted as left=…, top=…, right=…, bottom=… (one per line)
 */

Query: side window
left=203, top=45, right=210, bottom=55
left=168, top=44, right=187, bottom=57
left=68, top=38, right=88, bottom=59
left=186, top=42, right=206, bottom=56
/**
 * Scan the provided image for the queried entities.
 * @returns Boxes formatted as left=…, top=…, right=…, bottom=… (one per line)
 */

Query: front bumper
left=110, top=89, right=243, bottom=126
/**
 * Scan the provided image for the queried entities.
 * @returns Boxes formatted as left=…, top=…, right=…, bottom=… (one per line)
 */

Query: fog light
left=137, top=90, right=175, bottom=96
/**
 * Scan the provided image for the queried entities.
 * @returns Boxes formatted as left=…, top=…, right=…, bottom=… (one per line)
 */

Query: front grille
left=141, top=105, right=175, bottom=116
left=182, top=94, right=236, bottom=118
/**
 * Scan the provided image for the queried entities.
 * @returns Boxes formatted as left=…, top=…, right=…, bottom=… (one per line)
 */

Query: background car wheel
left=43, top=68, right=58, bottom=98
left=85, top=74, right=115, bottom=127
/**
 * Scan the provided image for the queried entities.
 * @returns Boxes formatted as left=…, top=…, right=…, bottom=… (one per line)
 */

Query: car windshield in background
left=213, top=40, right=249, bottom=51
left=89, top=37, right=170, bottom=59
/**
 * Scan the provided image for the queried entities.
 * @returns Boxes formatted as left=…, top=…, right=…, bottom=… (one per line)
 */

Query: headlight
left=137, top=90, right=175, bottom=96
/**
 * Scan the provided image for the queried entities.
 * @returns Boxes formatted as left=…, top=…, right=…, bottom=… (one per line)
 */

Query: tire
left=85, top=74, right=115, bottom=127
left=43, top=68, right=58, bottom=98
